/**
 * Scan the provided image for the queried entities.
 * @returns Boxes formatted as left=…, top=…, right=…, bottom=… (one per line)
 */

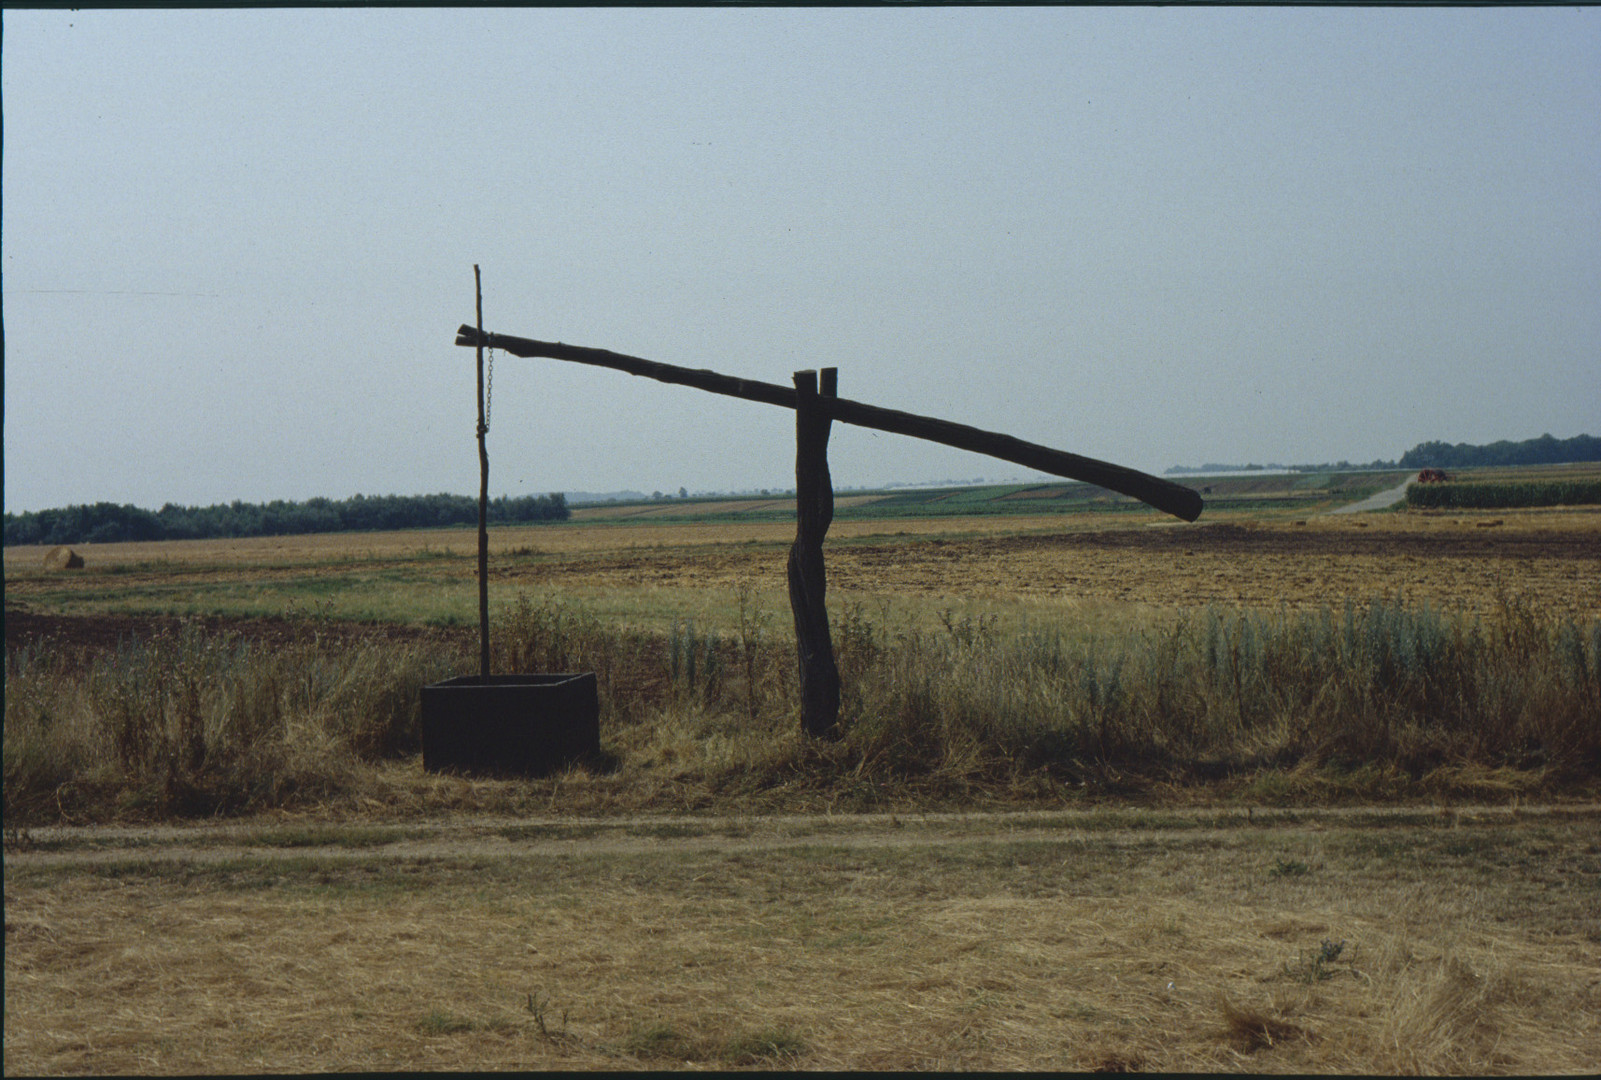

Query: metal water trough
left=420, top=673, right=599, bottom=777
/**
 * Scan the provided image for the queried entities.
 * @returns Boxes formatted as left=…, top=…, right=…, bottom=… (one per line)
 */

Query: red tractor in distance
left=1416, top=468, right=1451, bottom=484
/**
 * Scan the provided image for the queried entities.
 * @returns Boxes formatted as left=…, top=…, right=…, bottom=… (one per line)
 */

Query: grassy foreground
left=6, top=589, right=1598, bottom=824
left=6, top=506, right=1599, bottom=1075
left=6, top=806, right=1598, bottom=1073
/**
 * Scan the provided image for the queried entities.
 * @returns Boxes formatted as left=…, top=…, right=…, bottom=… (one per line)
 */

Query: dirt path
left=1326, top=474, right=1417, bottom=514
left=10, top=802, right=1589, bottom=868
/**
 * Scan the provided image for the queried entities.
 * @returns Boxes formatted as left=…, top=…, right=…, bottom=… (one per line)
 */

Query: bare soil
left=7, top=801, right=1592, bottom=870
left=503, top=514, right=1601, bottom=617
left=3, top=602, right=474, bottom=657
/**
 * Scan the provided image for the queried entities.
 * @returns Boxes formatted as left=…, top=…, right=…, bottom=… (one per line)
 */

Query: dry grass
left=3, top=624, right=463, bottom=824
left=7, top=502, right=1598, bottom=1072
left=9, top=586, right=1598, bottom=826
left=9, top=508, right=1600, bottom=629
left=6, top=809, right=1599, bottom=1073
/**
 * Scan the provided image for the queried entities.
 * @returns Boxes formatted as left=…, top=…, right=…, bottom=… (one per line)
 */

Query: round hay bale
left=43, top=546, right=86, bottom=570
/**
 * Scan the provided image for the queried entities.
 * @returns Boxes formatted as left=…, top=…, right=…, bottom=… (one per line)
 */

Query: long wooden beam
left=455, top=325, right=1203, bottom=522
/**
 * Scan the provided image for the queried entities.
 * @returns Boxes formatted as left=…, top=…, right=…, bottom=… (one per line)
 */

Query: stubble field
left=7, top=502, right=1599, bottom=629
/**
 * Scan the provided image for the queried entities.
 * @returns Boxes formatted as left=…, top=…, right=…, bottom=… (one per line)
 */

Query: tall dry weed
left=6, top=593, right=1596, bottom=821
left=5, top=621, right=460, bottom=821
left=847, top=597, right=1599, bottom=788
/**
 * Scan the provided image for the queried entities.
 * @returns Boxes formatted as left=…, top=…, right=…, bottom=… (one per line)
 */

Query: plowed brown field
left=504, top=514, right=1600, bottom=618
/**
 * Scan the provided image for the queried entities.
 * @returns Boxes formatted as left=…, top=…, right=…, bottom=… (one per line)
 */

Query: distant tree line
left=1168, top=433, right=1600, bottom=476
left=1284, top=458, right=1399, bottom=473
left=1397, top=433, right=1600, bottom=470
left=1169, top=459, right=1399, bottom=475
left=3, top=492, right=569, bottom=546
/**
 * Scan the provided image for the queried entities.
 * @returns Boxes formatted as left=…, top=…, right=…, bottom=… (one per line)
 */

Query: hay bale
left=43, top=546, right=85, bottom=570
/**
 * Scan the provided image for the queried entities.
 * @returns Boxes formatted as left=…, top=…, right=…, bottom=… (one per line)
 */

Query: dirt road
left=1326, top=474, right=1416, bottom=514
left=8, top=801, right=1587, bottom=868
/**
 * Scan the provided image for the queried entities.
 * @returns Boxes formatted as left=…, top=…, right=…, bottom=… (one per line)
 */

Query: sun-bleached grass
left=6, top=811, right=1598, bottom=1073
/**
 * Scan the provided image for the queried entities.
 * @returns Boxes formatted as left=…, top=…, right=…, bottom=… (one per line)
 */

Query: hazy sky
left=4, top=8, right=1598, bottom=513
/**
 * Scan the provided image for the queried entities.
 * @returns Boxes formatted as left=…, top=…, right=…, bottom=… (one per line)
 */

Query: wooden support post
left=788, top=368, right=841, bottom=739
left=474, top=266, right=491, bottom=679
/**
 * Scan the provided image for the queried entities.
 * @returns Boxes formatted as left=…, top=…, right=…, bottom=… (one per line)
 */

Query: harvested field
left=571, top=493, right=893, bottom=521
left=7, top=508, right=1600, bottom=625
left=504, top=515, right=1601, bottom=619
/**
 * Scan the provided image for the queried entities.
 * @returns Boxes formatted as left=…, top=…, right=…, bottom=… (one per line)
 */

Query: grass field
left=6, top=489, right=1599, bottom=820
left=567, top=469, right=1421, bottom=524
left=5, top=469, right=1600, bottom=1073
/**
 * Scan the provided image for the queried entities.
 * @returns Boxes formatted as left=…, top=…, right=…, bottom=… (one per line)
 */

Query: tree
left=1398, top=433, right=1600, bottom=469
left=1, top=490, right=569, bottom=544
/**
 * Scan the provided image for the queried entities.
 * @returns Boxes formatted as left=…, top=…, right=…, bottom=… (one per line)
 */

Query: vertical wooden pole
left=475, top=265, right=491, bottom=679
left=788, top=367, right=841, bottom=738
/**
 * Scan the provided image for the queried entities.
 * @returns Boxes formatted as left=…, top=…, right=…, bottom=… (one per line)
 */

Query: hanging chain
left=484, top=346, right=494, bottom=433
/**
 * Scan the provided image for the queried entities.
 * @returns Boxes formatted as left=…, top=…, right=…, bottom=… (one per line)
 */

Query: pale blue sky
left=4, top=7, right=1598, bottom=513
